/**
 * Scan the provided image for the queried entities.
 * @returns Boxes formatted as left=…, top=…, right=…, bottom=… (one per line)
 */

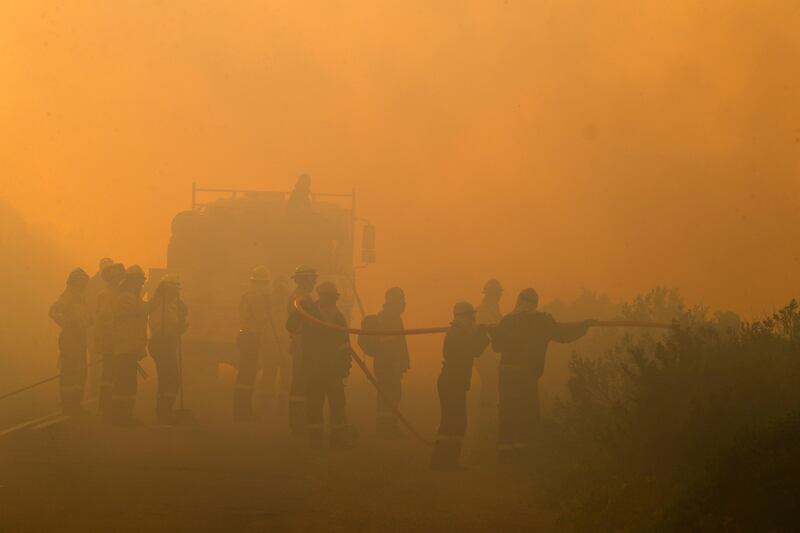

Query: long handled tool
left=348, top=347, right=432, bottom=446
left=171, top=335, right=196, bottom=424
left=171, top=297, right=196, bottom=425
left=178, top=336, right=185, bottom=411
left=0, top=358, right=105, bottom=403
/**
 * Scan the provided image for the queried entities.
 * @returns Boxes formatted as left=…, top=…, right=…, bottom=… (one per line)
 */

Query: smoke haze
left=2, top=0, right=799, bottom=323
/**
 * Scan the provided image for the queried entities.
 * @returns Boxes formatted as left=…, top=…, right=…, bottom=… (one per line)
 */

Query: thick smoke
left=1, top=1, right=798, bottom=323
left=0, top=201, right=69, bottom=416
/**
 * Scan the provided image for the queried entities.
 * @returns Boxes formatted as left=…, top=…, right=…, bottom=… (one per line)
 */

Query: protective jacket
left=86, top=272, right=105, bottom=316
left=357, top=310, right=410, bottom=375
left=286, top=287, right=313, bottom=315
left=475, top=302, right=502, bottom=352
left=240, top=288, right=271, bottom=333
left=49, top=288, right=92, bottom=331
left=149, top=295, right=188, bottom=337
left=113, top=291, right=149, bottom=359
left=94, top=286, right=119, bottom=355
left=439, top=322, right=490, bottom=391
left=286, top=300, right=351, bottom=378
left=491, top=311, right=587, bottom=378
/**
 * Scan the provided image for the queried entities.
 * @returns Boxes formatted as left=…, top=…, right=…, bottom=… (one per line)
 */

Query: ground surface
left=0, top=374, right=552, bottom=533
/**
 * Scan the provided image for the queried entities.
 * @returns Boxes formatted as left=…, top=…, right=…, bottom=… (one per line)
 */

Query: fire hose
left=0, top=357, right=149, bottom=403
left=292, top=300, right=670, bottom=446
left=292, top=300, right=671, bottom=335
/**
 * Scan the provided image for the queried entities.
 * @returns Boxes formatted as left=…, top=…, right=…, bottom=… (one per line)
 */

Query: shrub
left=548, top=291, right=800, bottom=531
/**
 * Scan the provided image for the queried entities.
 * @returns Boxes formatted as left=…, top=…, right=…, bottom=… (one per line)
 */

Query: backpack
left=357, top=314, right=381, bottom=357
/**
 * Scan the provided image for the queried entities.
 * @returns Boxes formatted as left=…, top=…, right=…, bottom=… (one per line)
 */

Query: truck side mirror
left=361, top=224, right=376, bottom=265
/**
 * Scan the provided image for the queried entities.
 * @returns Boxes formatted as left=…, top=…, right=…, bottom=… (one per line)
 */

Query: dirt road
left=0, top=381, right=553, bottom=532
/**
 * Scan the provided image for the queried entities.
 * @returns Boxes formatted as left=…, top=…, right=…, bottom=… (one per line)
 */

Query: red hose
left=291, top=301, right=669, bottom=447
left=292, top=300, right=449, bottom=335
left=293, top=300, right=671, bottom=336
left=591, top=320, right=671, bottom=329
left=348, top=350, right=433, bottom=446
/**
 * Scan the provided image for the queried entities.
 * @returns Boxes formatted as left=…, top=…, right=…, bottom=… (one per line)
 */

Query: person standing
left=95, top=263, right=125, bottom=415
left=49, top=268, right=93, bottom=415
left=259, top=275, right=291, bottom=413
left=85, top=258, right=114, bottom=398
left=491, top=288, right=593, bottom=458
left=474, top=279, right=504, bottom=443
left=430, top=302, right=490, bottom=471
left=358, top=287, right=410, bottom=439
left=286, top=265, right=318, bottom=436
left=148, top=274, right=188, bottom=424
left=287, top=282, right=353, bottom=448
left=235, top=266, right=271, bottom=422
left=110, top=265, right=149, bottom=426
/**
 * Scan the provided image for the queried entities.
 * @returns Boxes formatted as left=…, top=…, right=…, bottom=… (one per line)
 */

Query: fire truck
left=148, top=179, right=375, bottom=378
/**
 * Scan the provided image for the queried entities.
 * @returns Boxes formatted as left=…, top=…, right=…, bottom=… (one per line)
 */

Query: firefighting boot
left=233, top=385, right=254, bottom=422
left=306, top=424, right=324, bottom=448
left=430, top=440, right=449, bottom=470
left=377, top=416, right=406, bottom=439
left=288, top=396, right=307, bottom=437
left=330, top=425, right=354, bottom=450
left=431, top=439, right=466, bottom=472
left=450, top=440, right=467, bottom=471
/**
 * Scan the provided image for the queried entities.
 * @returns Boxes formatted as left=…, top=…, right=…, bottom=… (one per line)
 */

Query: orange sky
left=1, top=0, right=799, bottom=322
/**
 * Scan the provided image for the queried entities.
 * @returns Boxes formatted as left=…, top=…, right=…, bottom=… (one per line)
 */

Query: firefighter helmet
left=482, top=278, right=503, bottom=294
left=317, top=281, right=339, bottom=296
left=67, top=268, right=90, bottom=286
left=101, top=263, right=125, bottom=284
left=453, top=301, right=476, bottom=317
left=292, top=265, right=318, bottom=279
left=160, top=273, right=181, bottom=287
left=250, top=266, right=270, bottom=282
left=125, top=265, right=146, bottom=281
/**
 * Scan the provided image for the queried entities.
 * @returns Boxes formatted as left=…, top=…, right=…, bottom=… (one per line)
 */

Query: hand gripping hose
left=590, top=320, right=671, bottom=329
left=293, top=304, right=450, bottom=336
left=292, top=301, right=671, bottom=446
left=292, top=300, right=670, bottom=336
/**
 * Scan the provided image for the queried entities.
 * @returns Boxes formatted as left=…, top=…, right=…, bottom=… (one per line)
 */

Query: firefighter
left=235, top=266, right=272, bottom=422
left=259, top=275, right=291, bottom=413
left=287, top=282, right=353, bottom=448
left=286, top=265, right=318, bottom=436
left=95, top=263, right=125, bottom=415
left=48, top=268, right=93, bottom=415
left=85, top=258, right=113, bottom=398
left=288, top=173, right=312, bottom=210
left=491, top=288, right=593, bottom=458
left=148, top=274, right=188, bottom=424
left=430, top=302, right=490, bottom=471
left=474, top=279, right=504, bottom=443
left=110, top=265, right=149, bottom=426
left=358, top=287, right=410, bottom=439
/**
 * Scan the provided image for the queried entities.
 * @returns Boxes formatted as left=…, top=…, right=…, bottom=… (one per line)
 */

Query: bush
left=546, top=290, right=800, bottom=531
left=658, top=411, right=800, bottom=532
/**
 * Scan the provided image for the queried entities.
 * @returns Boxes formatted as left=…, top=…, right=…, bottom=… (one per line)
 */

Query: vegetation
left=537, top=289, right=800, bottom=531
